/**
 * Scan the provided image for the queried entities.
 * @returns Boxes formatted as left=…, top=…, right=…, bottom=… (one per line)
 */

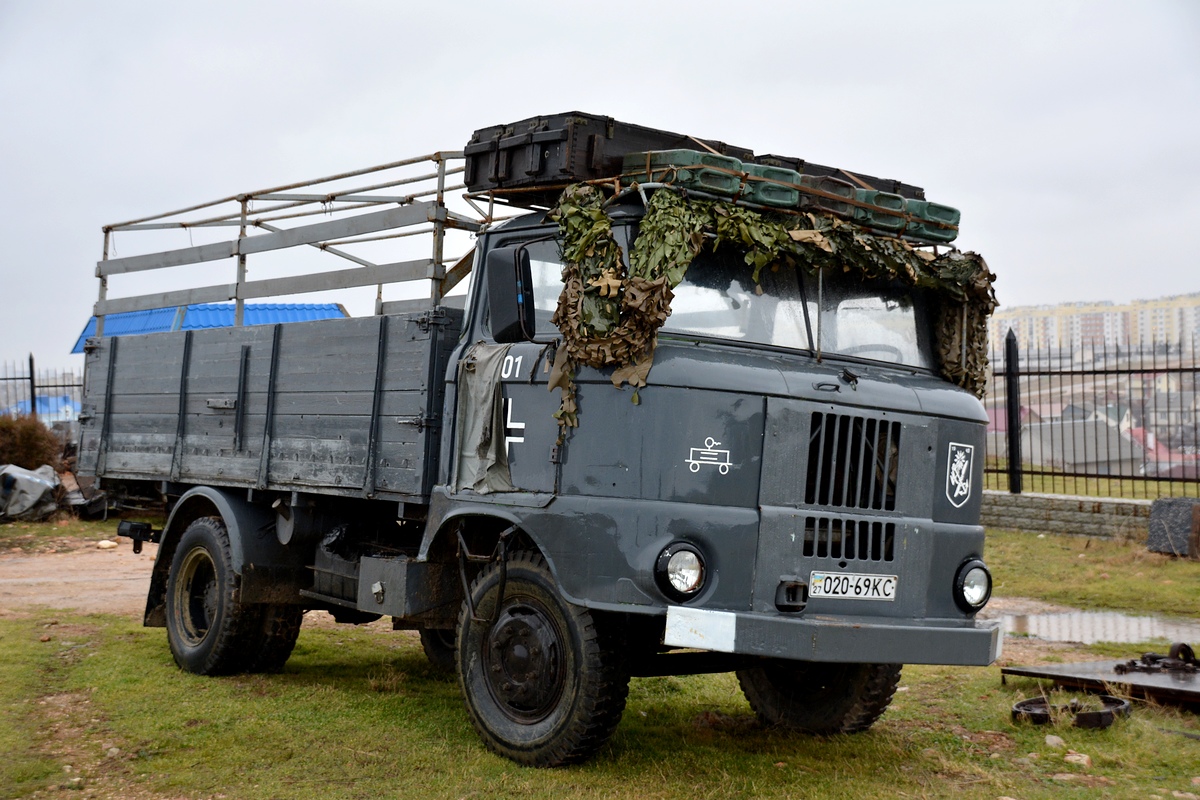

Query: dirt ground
left=0, top=536, right=159, bottom=618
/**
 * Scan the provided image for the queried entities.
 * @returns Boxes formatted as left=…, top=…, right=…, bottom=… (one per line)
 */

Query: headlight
left=656, top=543, right=706, bottom=601
left=953, top=558, right=992, bottom=613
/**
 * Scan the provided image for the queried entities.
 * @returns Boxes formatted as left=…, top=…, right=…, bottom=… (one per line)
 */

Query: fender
left=420, top=491, right=560, bottom=583
left=143, top=486, right=309, bottom=626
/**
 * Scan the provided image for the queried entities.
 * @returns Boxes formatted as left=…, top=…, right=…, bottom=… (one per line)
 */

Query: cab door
left=480, top=235, right=565, bottom=494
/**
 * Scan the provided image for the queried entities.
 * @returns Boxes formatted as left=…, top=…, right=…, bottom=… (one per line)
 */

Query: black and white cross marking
left=504, top=398, right=525, bottom=457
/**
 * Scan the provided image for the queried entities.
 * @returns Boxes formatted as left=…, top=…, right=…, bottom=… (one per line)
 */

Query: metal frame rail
left=93, top=152, right=496, bottom=335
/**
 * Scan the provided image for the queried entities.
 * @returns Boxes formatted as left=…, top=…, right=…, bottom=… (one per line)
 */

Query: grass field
left=987, top=529, right=1200, bottom=620
left=2, top=522, right=1199, bottom=799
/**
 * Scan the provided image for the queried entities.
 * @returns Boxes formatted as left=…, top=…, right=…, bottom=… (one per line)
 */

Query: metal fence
left=985, top=331, right=1199, bottom=498
left=0, top=355, right=83, bottom=440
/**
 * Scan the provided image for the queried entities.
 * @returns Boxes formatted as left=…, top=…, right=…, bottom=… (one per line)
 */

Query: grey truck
left=80, top=112, right=1002, bottom=767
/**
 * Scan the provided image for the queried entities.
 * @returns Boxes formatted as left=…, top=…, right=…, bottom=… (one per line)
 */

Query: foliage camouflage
left=547, top=184, right=996, bottom=436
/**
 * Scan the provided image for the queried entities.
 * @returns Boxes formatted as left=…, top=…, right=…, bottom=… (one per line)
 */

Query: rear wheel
left=457, top=551, right=629, bottom=767
left=736, top=660, right=902, bottom=734
left=244, top=605, right=304, bottom=673
left=165, top=516, right=257, bottom=675
left=419, top=627, right=457, bottom=673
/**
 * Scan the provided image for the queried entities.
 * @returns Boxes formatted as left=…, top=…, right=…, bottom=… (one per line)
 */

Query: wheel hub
left=482, top=601, right=565, bottom=722
left=176, top=548, right=217, bottom=645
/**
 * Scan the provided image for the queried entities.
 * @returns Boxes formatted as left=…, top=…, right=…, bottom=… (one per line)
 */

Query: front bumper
left=664, top=606, right=1003, bottom=666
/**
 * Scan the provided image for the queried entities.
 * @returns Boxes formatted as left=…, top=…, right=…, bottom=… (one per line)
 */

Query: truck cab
left=448, top=202, right=997, bottom=655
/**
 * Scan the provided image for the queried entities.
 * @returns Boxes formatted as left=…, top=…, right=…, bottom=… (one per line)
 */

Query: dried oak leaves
left=546, top=184, right=996, bottom=441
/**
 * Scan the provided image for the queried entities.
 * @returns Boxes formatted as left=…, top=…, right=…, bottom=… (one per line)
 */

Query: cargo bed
left=79, top=308, right=462, bottom=502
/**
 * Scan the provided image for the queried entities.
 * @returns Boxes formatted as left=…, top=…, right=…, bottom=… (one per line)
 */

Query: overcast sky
left=1, top=0, right=1197, bottom=369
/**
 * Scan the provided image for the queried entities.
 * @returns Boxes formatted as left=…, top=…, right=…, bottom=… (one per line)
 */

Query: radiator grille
left=805, top=412, right=900, bottom=511
left=802, top=517, right=896, bottom=562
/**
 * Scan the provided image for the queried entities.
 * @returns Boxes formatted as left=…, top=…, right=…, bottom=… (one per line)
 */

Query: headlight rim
left=953, top=557, right=992, bottom=613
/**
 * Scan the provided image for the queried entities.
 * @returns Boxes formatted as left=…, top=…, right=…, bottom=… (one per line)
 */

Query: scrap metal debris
left=1012, top=695, right=1131, bottom=729
left=1114, top=642, right=1198, bottom=675
left=1002, top=642, right=1200, bottom=711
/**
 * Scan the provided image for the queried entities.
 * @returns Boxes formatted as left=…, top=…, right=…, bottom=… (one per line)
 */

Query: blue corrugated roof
left=72, top=303, right=348, bottom=353
left=1, top=394, right=82, bottom=422
left=181, top=303, right=349, bottom=330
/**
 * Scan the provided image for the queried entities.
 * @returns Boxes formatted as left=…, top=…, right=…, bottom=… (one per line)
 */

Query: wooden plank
left=270, top=415, right=372, bottom=445
left=106, top=412, right=179, bottom=433
left=99, top=241, right=237, bottom=276
left=238, top=259, right=436, bottom=299
left=238, top=204, right=436, bottom=255
left=373, top=464, right=424, bottom=495
left=106, top=430, right=176, bottom=450
left=96, top=284, right=236, bottom=316
left=267, top=436, right=368, bottom=488
left=97, top=204, right=436, bottom=276
left=106, top=451, right=173, bottom=474
left=178, top=452, right=261, bottom=483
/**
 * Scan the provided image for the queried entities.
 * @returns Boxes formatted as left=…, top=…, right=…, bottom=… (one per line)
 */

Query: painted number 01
left=502, top=355, right=523, bottom=379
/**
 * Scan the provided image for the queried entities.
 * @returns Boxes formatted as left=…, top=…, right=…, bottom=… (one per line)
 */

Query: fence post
left=27, top=353, right=37, bottom=423
left=1004, top=330, right=1022, bottom=494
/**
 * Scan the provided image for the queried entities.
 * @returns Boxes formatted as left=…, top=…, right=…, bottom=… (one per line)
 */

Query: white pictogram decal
left=504, top=398, right=525, bottom=457
left=946, top=442, right=974, bottom=508
left=687, top=437, right=732, bottom=475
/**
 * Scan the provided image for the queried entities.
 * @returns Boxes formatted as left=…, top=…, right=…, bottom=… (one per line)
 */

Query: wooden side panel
left=77, top=309, right=464, bottom=501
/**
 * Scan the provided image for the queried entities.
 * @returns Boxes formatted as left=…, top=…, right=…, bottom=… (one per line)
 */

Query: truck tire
left=244, top=605, right=304, bottom=673
left=736, top=660, right=902, bottom=734
left=164, top=516, right=258, bottom=675
left=456, top=551, right=629, bottom=767
left=419, top=627, right=457, bottom=673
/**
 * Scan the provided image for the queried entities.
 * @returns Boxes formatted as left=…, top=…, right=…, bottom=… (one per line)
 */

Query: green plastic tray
left=905, top=200, right=960, bottom=242
left=798, top=175, right=856, bottom=217
left=742, top=164, right=802, bottom=208
left=623, top=150, right=743, bottom=195
left=854, top=189, right=906, bottom=233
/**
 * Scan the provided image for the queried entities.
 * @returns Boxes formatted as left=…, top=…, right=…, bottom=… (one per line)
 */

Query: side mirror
left=487, top=245, right=536, bottom=342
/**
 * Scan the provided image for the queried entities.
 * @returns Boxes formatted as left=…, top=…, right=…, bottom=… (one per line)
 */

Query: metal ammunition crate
left=465, top=112, right=753, bottom=207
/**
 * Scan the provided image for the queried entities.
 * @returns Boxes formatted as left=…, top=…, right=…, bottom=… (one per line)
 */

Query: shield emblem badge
left=946, top=442, right=974, bottom=508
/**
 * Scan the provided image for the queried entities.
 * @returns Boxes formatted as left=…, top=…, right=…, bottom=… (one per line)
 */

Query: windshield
left=511, top=227, right=935, bottom=370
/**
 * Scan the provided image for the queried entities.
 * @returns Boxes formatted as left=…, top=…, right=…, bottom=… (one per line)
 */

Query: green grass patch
left=0, top=513, right=166, bottom=553
left=987, top=529, right=1200, bottom=619
left=3, top=520, right=1199, bottom=797
left=0, top=616, right=64, bottom=795
left=0, top=516, right=124, bottom=552
left=0, top=614, right=1197, bottom=799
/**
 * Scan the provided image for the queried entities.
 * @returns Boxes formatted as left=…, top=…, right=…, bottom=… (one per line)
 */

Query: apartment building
left=989, top=292, right=1200, bottom=352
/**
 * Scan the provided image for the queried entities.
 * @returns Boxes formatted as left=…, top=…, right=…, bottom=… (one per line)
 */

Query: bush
left=0, top=415, right=61, bottom=470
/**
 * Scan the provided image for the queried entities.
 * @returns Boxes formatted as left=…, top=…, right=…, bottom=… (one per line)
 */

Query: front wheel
left=457, top=551, right=629, bottom=767
left=737, top=660, right=902, bottom=734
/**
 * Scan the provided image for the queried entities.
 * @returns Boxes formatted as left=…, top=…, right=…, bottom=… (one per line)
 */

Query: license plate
left=809, top=571, right=898, bottom=601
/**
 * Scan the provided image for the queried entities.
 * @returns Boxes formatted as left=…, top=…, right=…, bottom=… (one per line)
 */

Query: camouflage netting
left=547, top=184, right=996, bottom=438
